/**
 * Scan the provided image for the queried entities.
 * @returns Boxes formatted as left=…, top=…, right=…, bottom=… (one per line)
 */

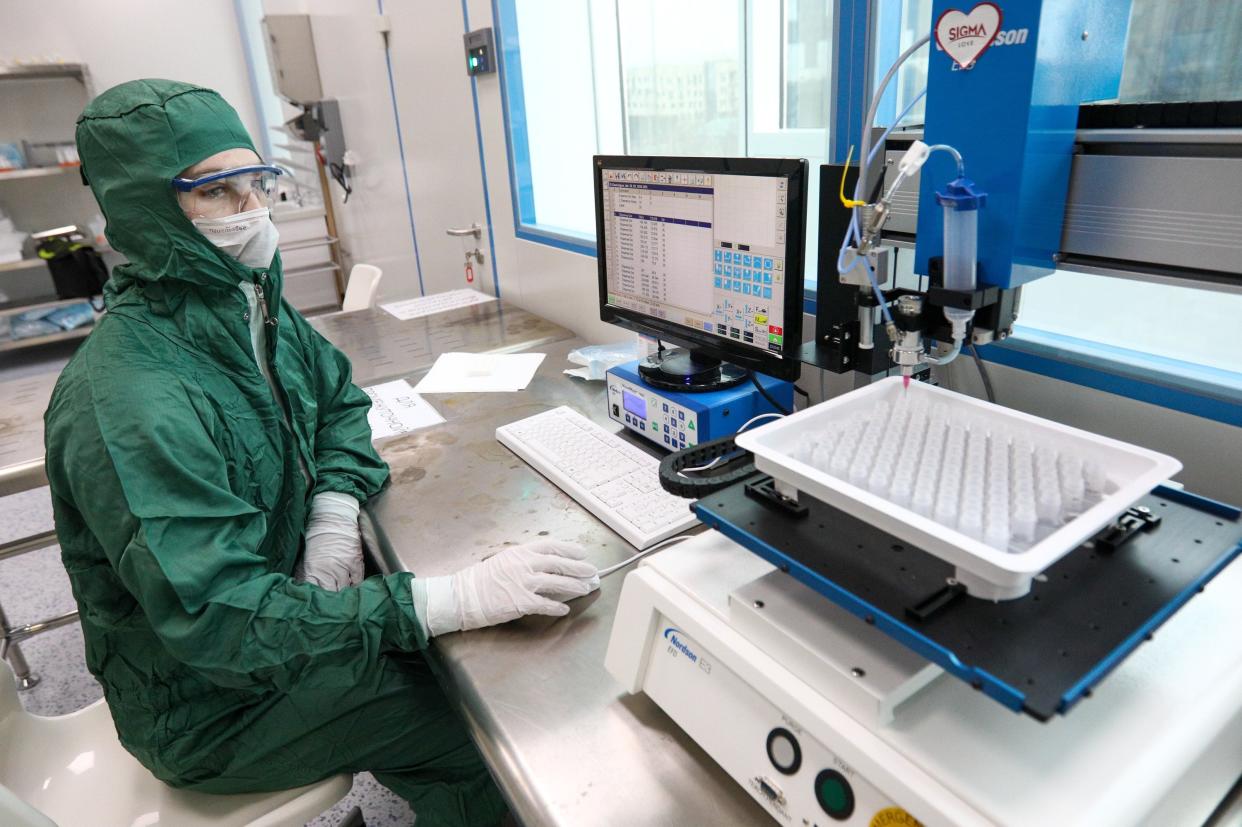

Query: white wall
left=247, top=0, right=619, bottom=333
left=382, top=1, right=498, bottom=297
left=466, top=0, right=617, bottom=344
left=259, top=0, right=453, bottom=303
left=0, top=0, right=262, bottom=141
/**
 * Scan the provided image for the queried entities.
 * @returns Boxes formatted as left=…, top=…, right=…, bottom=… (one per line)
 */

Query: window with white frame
left=498, top=0, right=832, bottom=284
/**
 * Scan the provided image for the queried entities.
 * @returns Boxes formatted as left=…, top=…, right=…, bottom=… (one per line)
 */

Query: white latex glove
left=416, top=540, right=599, bottom=636
left=294, top=492, right=364, bottom=591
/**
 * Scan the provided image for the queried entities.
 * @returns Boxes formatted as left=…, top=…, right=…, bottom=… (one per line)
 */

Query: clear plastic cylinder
left=942, top=204, right=977, bottom=326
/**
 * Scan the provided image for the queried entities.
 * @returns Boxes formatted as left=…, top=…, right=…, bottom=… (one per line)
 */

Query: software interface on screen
left=600, top=168, right=790, bottom=353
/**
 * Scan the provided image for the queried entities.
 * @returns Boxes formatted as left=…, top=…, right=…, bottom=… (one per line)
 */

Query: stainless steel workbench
left=366, top=336, right=769, bottom=826
left=0, top=298, right=574, bottom=498
left=309, top=300, right=573, bottom=386
left=0, top=371, right=57, bottom=496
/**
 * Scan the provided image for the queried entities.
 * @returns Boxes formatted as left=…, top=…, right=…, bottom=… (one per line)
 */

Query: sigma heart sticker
left=935, top=2, right=1003, bottom=69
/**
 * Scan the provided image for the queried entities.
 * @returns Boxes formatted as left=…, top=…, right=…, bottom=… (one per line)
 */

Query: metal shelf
left=0, top=323, right=92, bottom=353
left=0, top=296, right=98, bottom=353
left=280, top=235, right=338, bottom=252
left=0, top=258, right=43, bottom=274
left=0, top=166, right=77, bottom=182
left=0, top=63, right=88, bottom=82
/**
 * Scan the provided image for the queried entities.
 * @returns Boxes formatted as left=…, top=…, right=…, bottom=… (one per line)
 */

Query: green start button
left=814, top=769, right=855, bottom=821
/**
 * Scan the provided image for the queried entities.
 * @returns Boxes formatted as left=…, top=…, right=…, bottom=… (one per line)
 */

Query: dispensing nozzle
left=889, top=295, right=925, bottom=380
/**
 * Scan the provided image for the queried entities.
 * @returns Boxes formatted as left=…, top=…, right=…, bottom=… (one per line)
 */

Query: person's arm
left=289, top=309, right=389, bottom=502
left=281, top=308, right=387, bottom=589
left=46, top=371, right=426, bottom=693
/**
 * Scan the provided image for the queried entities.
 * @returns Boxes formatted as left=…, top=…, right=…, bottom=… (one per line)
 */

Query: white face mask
left=192, top=207, right=279, bottom=269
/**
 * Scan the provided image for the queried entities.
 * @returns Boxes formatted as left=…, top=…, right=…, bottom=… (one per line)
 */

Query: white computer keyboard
left=496, top=406, right=699, bottom=549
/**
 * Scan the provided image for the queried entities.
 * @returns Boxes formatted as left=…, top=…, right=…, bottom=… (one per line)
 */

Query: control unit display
left=607, top=374, right=699, bottom=451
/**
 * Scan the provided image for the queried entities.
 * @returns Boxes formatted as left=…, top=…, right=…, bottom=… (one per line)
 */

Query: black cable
left=659, top=434, right=758, bottom=497
left=749, top=371, right=792, bottom=416
left=329, top=162, right=353, bottom=203
left=968, top=342, right=997, bottom=404
left=793, top=384, right=810, bottom=404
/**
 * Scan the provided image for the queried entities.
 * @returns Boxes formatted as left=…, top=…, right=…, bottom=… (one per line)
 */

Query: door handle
left=446, top=223, right=482, bottom=239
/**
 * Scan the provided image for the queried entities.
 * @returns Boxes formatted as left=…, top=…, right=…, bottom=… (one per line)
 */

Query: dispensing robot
left=604, top=2, right=1242, bottom=824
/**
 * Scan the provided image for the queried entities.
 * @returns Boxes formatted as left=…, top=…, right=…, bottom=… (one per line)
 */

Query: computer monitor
left=594, top=155, right=807, bottom=389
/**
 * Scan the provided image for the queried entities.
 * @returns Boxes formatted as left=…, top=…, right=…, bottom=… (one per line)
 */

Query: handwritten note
left=363, top=380, right=445, bottom=440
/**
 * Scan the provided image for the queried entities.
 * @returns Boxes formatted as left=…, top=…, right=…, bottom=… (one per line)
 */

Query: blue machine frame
left=695, top=485, right=1242, bottom=718
left=914, top=0, right=1131, bottom=288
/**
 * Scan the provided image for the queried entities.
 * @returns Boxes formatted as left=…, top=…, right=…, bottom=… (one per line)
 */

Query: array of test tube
left=794, top=395, right=1113, bottom=553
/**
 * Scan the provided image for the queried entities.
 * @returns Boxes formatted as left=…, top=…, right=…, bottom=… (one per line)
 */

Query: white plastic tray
left=735, top=377, right=1182, bottom=599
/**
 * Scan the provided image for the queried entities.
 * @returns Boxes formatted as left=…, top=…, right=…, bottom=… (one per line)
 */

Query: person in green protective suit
left=43, top=79, right=599, bottom=825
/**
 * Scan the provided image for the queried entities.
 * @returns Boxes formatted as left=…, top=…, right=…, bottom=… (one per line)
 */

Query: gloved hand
left=294, top=491, right=364, bottom=591
left=416, top=540, right=599, bottom=636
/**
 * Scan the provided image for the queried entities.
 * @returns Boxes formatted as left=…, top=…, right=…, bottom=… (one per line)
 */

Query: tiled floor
left=1, top=487, right=414, bottom=826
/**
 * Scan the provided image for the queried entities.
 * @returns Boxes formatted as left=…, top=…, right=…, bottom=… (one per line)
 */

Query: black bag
left=40, top=243, right=109, bottom=300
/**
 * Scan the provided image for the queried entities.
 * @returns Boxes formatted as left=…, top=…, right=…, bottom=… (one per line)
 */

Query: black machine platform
left=693, top=479, right=1242, bottom=721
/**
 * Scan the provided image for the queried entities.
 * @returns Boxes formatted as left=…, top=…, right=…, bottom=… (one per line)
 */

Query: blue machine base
left=694, top=481, right=1242, bottom=721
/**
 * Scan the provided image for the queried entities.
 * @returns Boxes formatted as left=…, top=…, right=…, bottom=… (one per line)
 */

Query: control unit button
left=815, top=769, right=855, bottom=821
left=765, top=727, right=801, bottom=775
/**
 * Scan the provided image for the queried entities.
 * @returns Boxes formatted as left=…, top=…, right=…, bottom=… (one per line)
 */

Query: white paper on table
left=413, top=352, right=546, bottom=394
left=379, top=289, right=495, bottom=321
left=363, top=380, right=445, bottom=440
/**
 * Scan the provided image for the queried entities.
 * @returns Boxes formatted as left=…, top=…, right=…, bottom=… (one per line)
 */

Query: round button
left=869, top=806, right=923, bottom=827
left=765, top=727, right=802, bottom=775
left=814, top=769, right=855, bottom=821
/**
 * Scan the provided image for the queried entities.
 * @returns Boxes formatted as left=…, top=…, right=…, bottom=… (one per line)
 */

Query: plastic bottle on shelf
left=911, top=409, right=948, bottom=518
left=868, top=404, right=909, bottom=497
left=984, top=430, right=1011, bottom=551
left=933, top=422, right=967, bottom=525
left=1034, top=445, right=1064, bottom=524
left=1010, top=438, right=1037, bottom=544
left=1058, top=453, right=1086, bottom=514
left=889, top=410, right=928, bottom=508
left=848, top=409, right=888, bottom=487
left=957, top=428, right=987, bottom=540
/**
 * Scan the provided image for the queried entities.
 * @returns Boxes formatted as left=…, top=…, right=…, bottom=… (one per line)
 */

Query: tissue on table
left=563, top=341, right=642, bottom=381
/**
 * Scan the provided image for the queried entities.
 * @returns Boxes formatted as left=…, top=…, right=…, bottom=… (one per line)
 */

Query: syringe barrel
left=942, top=204, right=977, bottom=325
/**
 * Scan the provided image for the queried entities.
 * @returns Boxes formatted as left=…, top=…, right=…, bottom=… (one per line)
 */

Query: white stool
left=0, top=665, right=352, bottom=826
left=341, top=264, right=383, bottom=312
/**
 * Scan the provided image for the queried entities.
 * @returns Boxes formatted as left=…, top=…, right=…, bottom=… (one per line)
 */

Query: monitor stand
left=637, top=347, right=748, bottom=393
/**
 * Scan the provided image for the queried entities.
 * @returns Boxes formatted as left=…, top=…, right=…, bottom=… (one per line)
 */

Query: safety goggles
left=171, top=164, right=283, bottom=219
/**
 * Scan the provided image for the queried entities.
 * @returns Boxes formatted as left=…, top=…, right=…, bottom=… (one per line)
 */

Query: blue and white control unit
left=606, top=360, right=793, bottom=451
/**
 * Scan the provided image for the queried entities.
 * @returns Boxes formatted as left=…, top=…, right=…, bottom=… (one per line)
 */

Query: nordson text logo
left=663, top=627, right=698, bottom=663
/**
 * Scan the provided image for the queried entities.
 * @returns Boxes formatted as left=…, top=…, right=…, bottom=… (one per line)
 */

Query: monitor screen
left=594, top=156, right=806, bottom=380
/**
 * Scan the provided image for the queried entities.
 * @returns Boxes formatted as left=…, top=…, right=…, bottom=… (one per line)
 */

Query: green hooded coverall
left=42, top=79, right=507, bottom=825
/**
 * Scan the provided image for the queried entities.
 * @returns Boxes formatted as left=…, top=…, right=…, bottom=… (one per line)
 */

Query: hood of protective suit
left=76, top=78, right=275, bottom=297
